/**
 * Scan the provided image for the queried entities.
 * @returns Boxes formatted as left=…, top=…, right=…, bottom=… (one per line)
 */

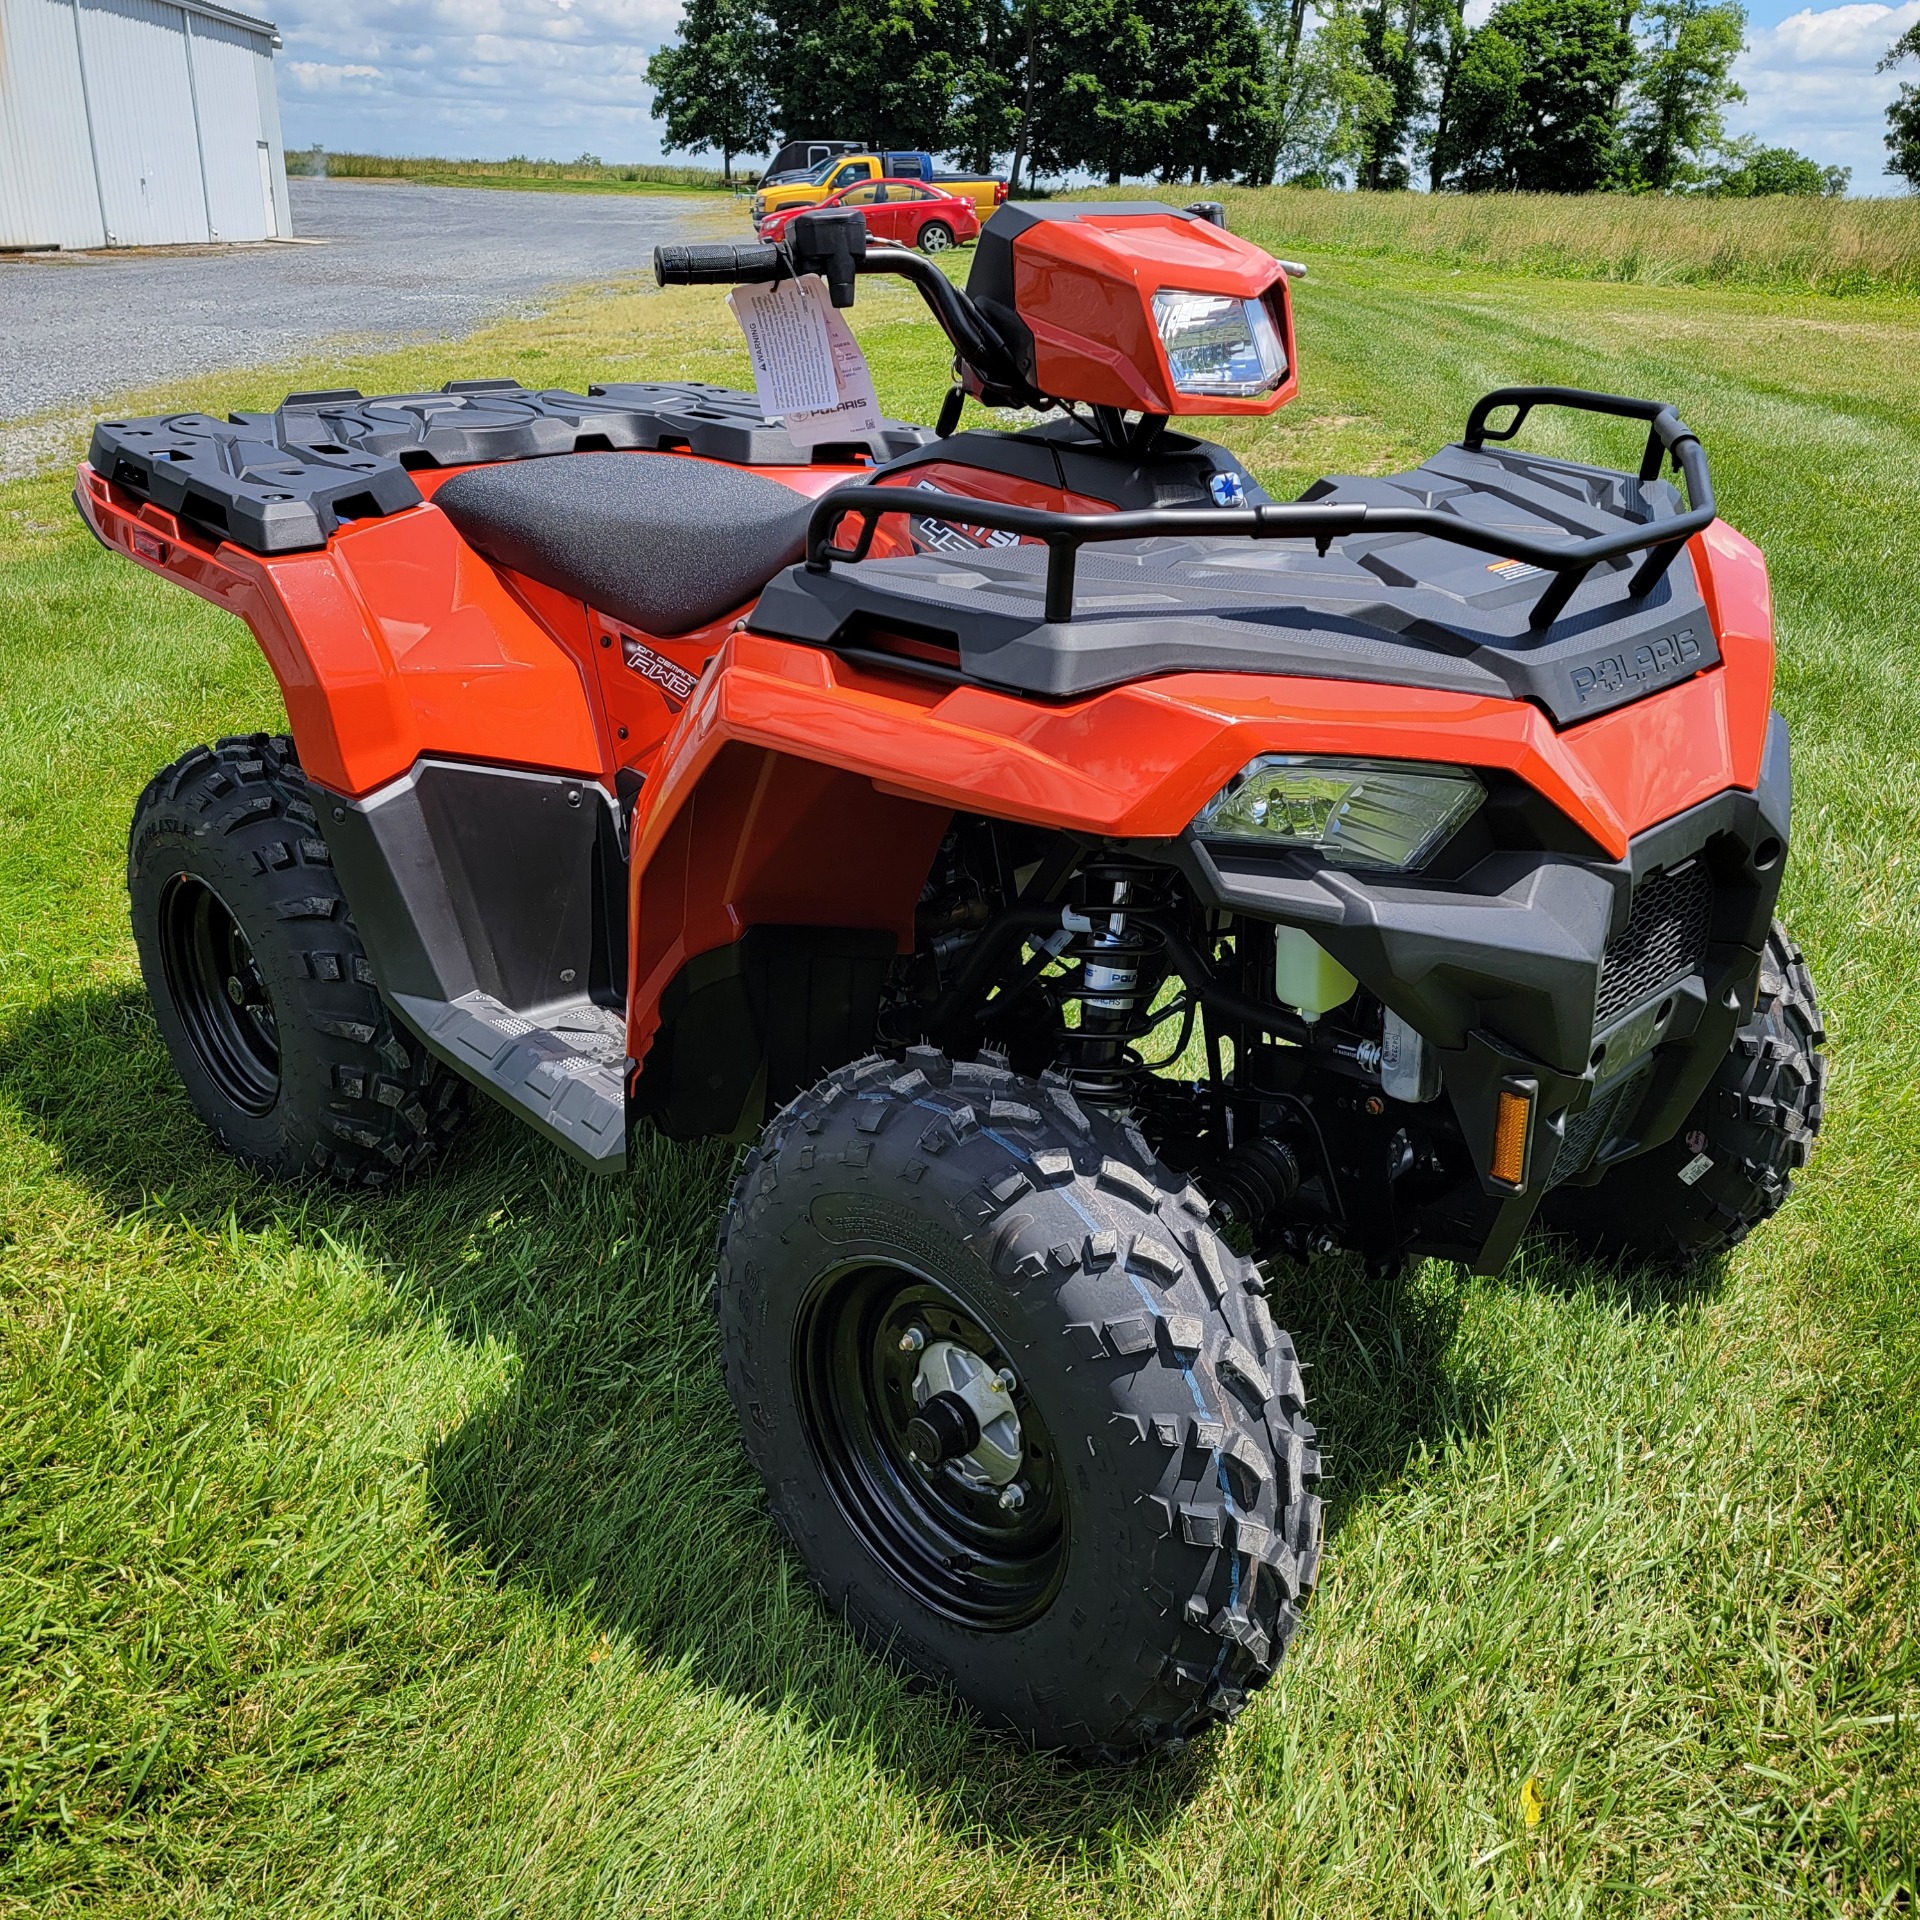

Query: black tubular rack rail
left=806, top=387, right=1716, bottom=631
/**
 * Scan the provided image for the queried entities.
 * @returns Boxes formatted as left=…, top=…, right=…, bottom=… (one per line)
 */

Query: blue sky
left=271, top=0, right=1920, bottom=192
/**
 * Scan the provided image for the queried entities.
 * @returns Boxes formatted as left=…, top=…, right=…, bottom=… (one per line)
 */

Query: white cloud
left=285, top=60, right=385, bottom=89
left=272, top=0, right=695, bottom=161
left=1726, top=1, right=1918, bottom=188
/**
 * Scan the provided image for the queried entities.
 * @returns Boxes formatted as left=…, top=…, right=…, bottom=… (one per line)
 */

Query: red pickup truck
left=756, top=179, right=982, bottom=252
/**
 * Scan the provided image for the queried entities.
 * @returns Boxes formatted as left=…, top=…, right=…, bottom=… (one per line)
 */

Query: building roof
left=176, top=0, right=283, bottom=46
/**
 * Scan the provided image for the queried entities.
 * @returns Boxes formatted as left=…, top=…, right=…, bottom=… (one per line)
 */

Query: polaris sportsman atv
left=78, top=201, right=1825, bottom=1759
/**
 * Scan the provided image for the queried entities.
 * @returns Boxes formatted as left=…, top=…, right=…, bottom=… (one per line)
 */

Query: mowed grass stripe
left=1, top=255, right=1915, bottom=1916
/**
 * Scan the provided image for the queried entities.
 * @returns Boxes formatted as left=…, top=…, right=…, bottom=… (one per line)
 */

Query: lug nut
left=898, top=1325, right=927, bottom=1354
left=997, top=1482, right=1027, bottom=1512
left=995, top=1367, right=1018, bottom=1395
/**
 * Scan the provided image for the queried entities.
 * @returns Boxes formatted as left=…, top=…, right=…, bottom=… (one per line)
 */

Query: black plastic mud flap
left=316, top=757, right=632, bottom=1171
left=637, top=925, right=897, bottom=1139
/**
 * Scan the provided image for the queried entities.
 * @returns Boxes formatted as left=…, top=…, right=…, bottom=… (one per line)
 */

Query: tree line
left=648, top=0, right=1861, bottom=194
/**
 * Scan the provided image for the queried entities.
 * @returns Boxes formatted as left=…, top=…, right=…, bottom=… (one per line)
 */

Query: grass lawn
left=2, top=244, right=1917, bottom=1916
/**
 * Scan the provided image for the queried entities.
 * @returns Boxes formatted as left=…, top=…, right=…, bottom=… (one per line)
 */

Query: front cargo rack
left=808, top=387, right=1716, bottom=632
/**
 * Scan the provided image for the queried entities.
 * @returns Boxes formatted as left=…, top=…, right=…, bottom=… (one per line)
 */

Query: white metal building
left=0, top=0, right=291, bottom=250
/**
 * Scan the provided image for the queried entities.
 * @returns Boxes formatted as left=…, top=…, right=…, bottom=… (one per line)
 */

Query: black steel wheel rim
left=795, top=1260, right=1067, bottom=1630
left=157, top=873, right=281, bottom=1115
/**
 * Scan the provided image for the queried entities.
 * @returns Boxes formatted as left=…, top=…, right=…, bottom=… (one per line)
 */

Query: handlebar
left=652, top=216, right=1027, bottom=401
left=653, top=242, right=783, bottom=286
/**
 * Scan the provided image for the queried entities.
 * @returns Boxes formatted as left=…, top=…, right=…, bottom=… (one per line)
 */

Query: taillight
left=995, top=182, right=1007, bottom=203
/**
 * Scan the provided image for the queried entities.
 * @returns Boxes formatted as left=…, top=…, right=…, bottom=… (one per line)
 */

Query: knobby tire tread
left=128, top=734, right=466, bottom=1186
left=716, top=1047, right=1323, bottom=1761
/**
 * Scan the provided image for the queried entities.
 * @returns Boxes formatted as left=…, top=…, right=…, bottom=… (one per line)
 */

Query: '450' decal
left=1569, top=627, right=1702, bottom=705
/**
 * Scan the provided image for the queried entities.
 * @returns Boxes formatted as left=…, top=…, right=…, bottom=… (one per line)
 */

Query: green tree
left=646, top=0, right=776, bottom=184
left=1880, top=22, right=1920, bottom=190
left=1256, top=0, right=1397, bottom=185
left=946, top=1, right=1024, bottom=173
left=1029, top=0, right=1157, bottom=182
left=1431, top=0, right=1634, bottom=191
left=1695, top=139, right=1848, bottom=195
left=1349, top=0, right=1439, bottom=189
left=1141, top=0, right=1273, bottom=182
left=1619, top=0, right=1747, bottom=190
left=1020, top=0, right=1272, bottom=186
left=762, top=0, right=972, bottom=154
left=1430, top=16, right=1525, bottom=188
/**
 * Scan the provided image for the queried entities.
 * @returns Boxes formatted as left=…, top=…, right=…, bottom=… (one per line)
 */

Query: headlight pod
left=1151, top=288, right=1289, bottom=398
left=1192, top=757, right=1485, bottom=872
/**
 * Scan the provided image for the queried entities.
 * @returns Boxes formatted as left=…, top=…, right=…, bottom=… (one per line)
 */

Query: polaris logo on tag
left=1570, top=627, right=1702, bottom=705
left=621, top=636, right=697, bottom=703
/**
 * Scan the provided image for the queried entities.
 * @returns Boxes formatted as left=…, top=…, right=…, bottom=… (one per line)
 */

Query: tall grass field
left=1073, top=184, right=1920, bottom=297
left=1, top=221, right=1916, bottom=1914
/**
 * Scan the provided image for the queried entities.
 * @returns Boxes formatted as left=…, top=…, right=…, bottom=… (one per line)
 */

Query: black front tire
left=128, top=735, right=466, bottom=1185
left=1541, top=920, right=1826, bottom=1263
left=717, top=1048, right=1323, bottom=1760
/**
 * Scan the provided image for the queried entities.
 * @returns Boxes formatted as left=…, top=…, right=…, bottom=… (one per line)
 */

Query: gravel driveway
left=0, top=179, right=723, bottom=425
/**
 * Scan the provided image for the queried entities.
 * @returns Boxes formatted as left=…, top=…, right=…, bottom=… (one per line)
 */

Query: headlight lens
left=1192, top=756, right=1485, bottom=871
left=1152, top=289, right=1288, bottom=398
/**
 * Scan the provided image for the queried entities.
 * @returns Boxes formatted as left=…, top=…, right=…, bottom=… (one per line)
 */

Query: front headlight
left=1152, top=288, right=1288, bottom=398
left=1192, top=756, right=1484, bottom=872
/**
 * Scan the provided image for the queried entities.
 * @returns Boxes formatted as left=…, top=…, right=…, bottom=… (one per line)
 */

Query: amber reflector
left=1491, top=1087, right=1532, bottom=1187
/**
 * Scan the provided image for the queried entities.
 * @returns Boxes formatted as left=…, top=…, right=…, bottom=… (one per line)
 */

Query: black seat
left=435, top=451, right=820, bottom=636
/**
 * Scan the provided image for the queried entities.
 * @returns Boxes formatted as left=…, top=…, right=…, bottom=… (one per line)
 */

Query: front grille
left=1595, top=859, right=1713, bottom=1024
left=1549, top=1063, right=1652, bottom=1187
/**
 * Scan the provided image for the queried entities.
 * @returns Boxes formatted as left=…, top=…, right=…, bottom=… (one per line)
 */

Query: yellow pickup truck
left=753, top=150, right=1008, bottom=231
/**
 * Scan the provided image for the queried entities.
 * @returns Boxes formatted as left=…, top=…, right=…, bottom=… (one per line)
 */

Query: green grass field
left=1068, top=186, right=1920, bottom=299
left=285, top=153, right=736, bottom=196
left=2, top=243, right=1917, bottom=1916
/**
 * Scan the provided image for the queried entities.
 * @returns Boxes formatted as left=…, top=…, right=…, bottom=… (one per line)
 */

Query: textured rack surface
left=87, top=379, right=931, bottom=554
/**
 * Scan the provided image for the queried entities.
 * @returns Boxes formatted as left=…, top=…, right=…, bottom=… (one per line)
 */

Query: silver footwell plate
left=392, top=989, right=628, bottom=1169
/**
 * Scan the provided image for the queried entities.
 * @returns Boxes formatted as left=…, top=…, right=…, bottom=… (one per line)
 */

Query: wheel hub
left=908, top=1339, right=1023, bottom=1487
left=793, top=1261, right=1066, bottom=1628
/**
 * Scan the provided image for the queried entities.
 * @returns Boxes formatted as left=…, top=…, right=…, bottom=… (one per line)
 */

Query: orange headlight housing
left=965, top=203, right=1299, bottom=417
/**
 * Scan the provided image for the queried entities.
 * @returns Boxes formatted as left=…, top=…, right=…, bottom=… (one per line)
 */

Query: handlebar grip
left=653, top=243, right=782, bottom=287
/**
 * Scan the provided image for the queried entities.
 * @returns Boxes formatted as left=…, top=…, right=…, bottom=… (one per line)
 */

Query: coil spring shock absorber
left=1058, top=863, right=1171, bottom=1107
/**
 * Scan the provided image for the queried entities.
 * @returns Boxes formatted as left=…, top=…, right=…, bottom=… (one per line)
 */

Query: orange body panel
left=75, top=458, right=1776, bottom=1083
left=627, top=741, right=952, bottom=1060
left=77, top=455, right=880, bottom=794
left=619, top=528, right=1773, bottom=1062
left=1009, top=213, right=1298, bottom=418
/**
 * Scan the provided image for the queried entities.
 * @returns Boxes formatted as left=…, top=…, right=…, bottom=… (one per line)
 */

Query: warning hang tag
left=728, top=272, right=882, bottom=448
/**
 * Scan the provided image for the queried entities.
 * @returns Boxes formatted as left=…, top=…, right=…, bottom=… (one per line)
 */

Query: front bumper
left=1164, top=713, right=1792, bottom=1270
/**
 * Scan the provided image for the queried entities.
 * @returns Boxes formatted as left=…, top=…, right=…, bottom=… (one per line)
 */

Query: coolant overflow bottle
left=1274, top=926, right=1357, bottom=1022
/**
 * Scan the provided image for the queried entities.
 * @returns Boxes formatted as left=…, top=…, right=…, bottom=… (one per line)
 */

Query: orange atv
left=77, top=202, right=1824, bottom=1759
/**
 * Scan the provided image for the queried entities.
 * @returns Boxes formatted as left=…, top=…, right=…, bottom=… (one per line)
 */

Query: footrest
left=394, top=989, right=629, bottom=1169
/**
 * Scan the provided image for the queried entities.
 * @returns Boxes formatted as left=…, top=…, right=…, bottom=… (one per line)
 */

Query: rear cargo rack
left=810, top=386, right=1715, bottom=631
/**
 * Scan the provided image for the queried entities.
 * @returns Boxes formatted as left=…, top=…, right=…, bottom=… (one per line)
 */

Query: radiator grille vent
left=1596, top=859, right=1713, bottom=1025
left=1549, top=1065, right=1652, bottom=1187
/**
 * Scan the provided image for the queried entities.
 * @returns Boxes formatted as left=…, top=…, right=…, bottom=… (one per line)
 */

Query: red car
left=757, top=178, right=979, bottom=252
